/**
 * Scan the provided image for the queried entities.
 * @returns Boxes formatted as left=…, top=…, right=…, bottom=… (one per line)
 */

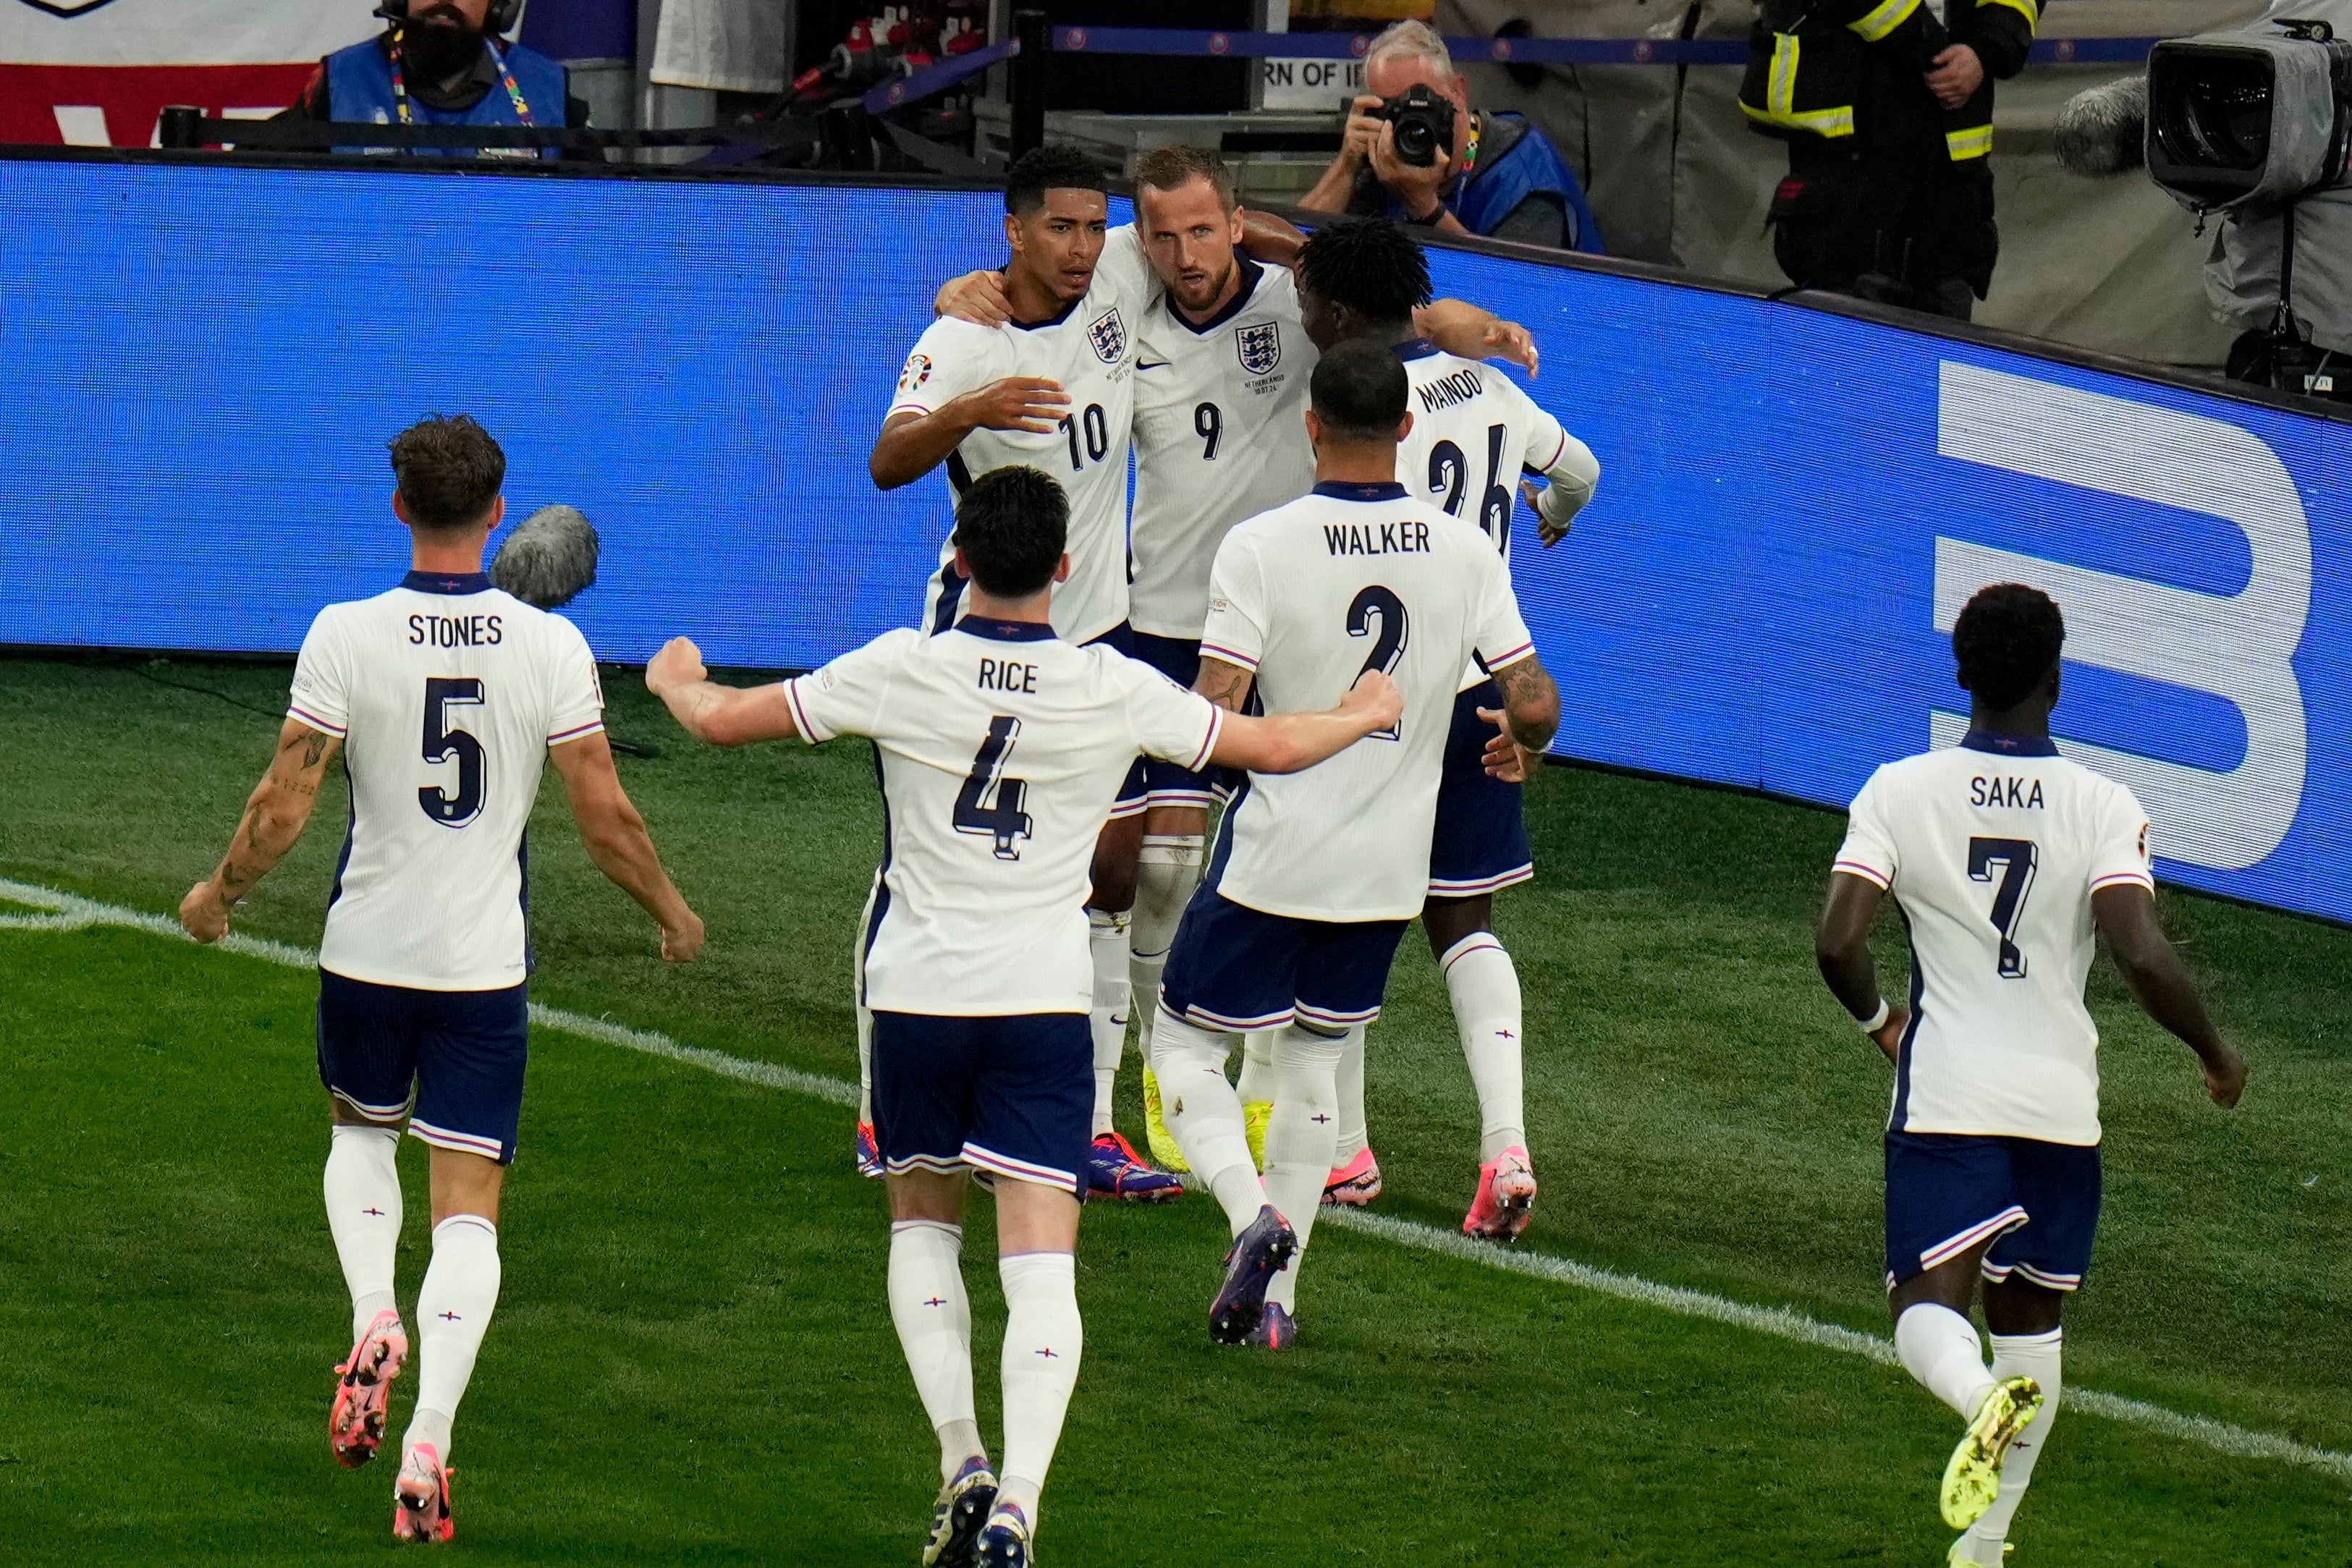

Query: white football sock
left=1128, top=835, right=1204, bottom=1088
left=1087, top=908, right=1130, bottom=1137
left=996, top=1250, right=1082, bottom=1528
left=1234, top=1030, right=1277, bottom=1107
left=1261, top=1023, right=1349, bottom=1313
left=324, top=1124, right=403, bottom=1345
left=1962, top=1328, right=2063, bottom=1563
left=1151, top=1012, right=1264, bottom=1234
left=1441, top=934, right=1526, bottom=1161
left=1333, top=1026, right=1369, bottom=1162
left=402, top=1213, right=501, bottom=1462
left=1895, top=1302, right=1997, bottom=1420
left=888, top=1219, right=981, bottom=1482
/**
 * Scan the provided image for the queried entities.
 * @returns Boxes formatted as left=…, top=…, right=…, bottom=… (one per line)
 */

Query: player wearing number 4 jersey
left=1295, top=216, right=1602, bottom=1239
left=1154, top=341, right=1560, bottom=1347
left=179, top=415, right=703, bottom=1544
left=648, top=465, right=1400, bottom=1566
left=1814, top=583, right=2244, bottom=1564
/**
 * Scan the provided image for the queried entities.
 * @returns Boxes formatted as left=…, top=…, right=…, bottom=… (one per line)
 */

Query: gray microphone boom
left=490, top=504, right=600, bottom=609
left=2055, top=74, right=2148, bottom=177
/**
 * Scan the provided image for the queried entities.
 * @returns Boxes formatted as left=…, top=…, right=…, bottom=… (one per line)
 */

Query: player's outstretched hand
left=179, top=879, right=230, bottom=944
left=1477, top=708, right=1544, bottom=783
left=936, top=268, right=1012, bottom=327
left=661, top=907, right=707, bottom=964
left=962, top=376, right=1070, bottom=434
left=1481, top=320, right=1539, bottom=379
left=1522, top=479, right=1573, bottom=548
left=2204, top=1045, right=2248, bottom=1109
left=1869, top=1006, right=1909, bottom=1064
left=646, top=636, right=706, bottom=698
left=1345, top=669, right=1405, bottom=734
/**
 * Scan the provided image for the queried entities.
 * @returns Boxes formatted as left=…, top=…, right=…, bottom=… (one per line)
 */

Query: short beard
left=1171, top=260, right=1235, bottom=315
left=402, top=13, right=485, bottom=82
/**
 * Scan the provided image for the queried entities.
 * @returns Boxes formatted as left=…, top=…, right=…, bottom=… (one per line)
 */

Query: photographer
left=1298, top=20, right=1602, bottom=254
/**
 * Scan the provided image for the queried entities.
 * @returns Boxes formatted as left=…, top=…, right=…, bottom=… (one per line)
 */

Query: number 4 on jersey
left=954, top=715, right=1033, bottom=859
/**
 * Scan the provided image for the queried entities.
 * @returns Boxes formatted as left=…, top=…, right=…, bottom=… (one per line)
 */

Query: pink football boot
left=1321, top=1147, right=1382, bottom=1206
left=1463, top=1146, right=1538, bottom=1242
left=329, top=1309, right=408, bottom=1470
left=392, top=1443, right=454, bottom=1543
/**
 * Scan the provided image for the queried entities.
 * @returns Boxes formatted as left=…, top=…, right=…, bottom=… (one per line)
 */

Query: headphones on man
left=374, top=0, right=525, bottom=38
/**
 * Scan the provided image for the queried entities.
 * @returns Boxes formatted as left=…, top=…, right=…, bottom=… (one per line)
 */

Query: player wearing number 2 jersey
left=646, top=466, right=1400, bottom=1567
left=178, top=415, right=702, bottom=1545
left=1815, top=583, right=2243, bottom=1564
left=1294, top=216, right=1602, bottom=1239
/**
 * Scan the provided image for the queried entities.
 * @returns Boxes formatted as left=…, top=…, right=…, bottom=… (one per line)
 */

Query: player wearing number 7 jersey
left=1814, top=583, right=2245, bottom=1564
left=177, top=415, right=703, bottom=1544
left=645, top=465, right=1400, bottom=1567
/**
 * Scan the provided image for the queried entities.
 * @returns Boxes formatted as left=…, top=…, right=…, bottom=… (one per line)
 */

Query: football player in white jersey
left=1292, top=215, right=1602, bottom=1238
left=643, top=466, right=1400, bottom=1567
left=177, top=415, right=703, bottom=1543
left=1152, top=341, right=1561, bottom=1347
left=1814, top=583, right=2245, bottom=1560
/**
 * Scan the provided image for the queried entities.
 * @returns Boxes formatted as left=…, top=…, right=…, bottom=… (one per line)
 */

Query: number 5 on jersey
left=419, top=677, right=486, bottom=829
left=955, top=715, right=1033, bottom=859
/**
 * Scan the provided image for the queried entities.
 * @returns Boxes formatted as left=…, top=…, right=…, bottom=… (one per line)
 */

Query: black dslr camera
left=1378, top=83, right=1458, bottom=167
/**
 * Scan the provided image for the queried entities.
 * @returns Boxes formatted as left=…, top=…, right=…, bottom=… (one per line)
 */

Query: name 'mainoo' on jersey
left=1416, top=364, right=1485, bottom=414
left=1324, top=519, right=1431, bottom=557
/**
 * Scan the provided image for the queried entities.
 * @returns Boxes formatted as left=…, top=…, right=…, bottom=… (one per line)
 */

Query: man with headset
left=277, top=0, right=598, bottom=162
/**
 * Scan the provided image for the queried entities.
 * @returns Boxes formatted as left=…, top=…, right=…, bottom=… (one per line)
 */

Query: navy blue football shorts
left=1428, top=679, right=1534, bottom=897
left=1129, top=631, right=1219, bottom=811
left=1884, top=1130, right=2103, bottom=1292
left=317, top=968, right=529, bottom=1165
left=869, top=1010, right=1093, bottom=1195
left=1158, top=889, right=1408, bottom=1034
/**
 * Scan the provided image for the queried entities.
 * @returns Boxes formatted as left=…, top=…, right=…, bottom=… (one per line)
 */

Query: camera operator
left=1741, top=0, right=2037, bottom=321
left=1298, top=20, right=1603, bottom=253
left=276, top=0, right=601, bottom=162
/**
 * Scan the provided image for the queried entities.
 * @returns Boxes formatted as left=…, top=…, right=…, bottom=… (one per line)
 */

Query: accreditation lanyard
left=388, top=29, right=538, bottom=127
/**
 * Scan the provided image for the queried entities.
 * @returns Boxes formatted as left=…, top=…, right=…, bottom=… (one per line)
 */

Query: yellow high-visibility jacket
left=1740, top=0, right=2037, bottom=164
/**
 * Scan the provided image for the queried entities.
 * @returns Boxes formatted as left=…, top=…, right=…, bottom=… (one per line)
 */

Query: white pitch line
left=6, top=876, right=2348, bottom=1485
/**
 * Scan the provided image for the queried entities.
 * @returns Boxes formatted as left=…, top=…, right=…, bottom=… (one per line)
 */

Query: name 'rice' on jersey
left=1199, top=480, right=1535, bottom=923
left=1833, top=733, right=2157, bottom=1146
left=1128, top=255, right=1317, bottom=640
left=782, top=620, right=1224, bottom=1016
left=888, top=229, right=1152, bottom=647
left=287, top=572, right=606, bottom=992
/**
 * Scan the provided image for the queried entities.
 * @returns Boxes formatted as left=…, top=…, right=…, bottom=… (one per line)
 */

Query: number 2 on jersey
left=1967, top=836, right=2038, bottom=978
left=1346, top=586, right=1409, bottom=741
left=419, top=677, right=486, bottom=829
left=954, top=715, right=1033, bottom=860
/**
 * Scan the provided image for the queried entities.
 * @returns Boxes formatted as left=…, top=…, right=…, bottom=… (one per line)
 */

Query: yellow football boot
left=1940, top=1376, right=2043, bottom=1530
left=1141, top=1066, right=1190, bottom=1173
left=1243, top=1101, right=1273, bottom=1171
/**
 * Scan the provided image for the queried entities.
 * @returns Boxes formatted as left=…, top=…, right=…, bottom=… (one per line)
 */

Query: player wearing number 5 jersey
left=1815, top=583, right=2244, bottom=1565
left=1153, top=342, right=1560, bottom=1348
left=178, top=415, right=703, bottom=1545
left=646, top=466, right=1400, bottom=1568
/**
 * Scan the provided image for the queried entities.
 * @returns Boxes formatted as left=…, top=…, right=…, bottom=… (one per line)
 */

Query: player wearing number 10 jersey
left=1815, top=583, right=2244, bottom=1564
left=646, top=466, right=1400, bottom=1566
left=177, top=415, right=703, bottom=1544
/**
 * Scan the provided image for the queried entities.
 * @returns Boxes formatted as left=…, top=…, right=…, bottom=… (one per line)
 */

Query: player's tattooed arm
left=1477, top=653, right=1561, bottom=787
left=1815, top=874, right=1911, bottom=1062
left=2092, top=883, right=2247, bottom=1108
left=1416, top=299, right=1539, bottom=379
left=1207, top=671, right=1403, bottom=774
left=870, top=381, right=1070, bottom=490
left=645, top=637, right=800, bottom=747
left=1193, top=655, right=1257, bottom=715
left=179, top=719, right=342, bottom=943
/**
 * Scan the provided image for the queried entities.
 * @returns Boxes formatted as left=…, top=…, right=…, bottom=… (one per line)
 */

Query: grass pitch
left=2, top=651, right=2349, bottom=1564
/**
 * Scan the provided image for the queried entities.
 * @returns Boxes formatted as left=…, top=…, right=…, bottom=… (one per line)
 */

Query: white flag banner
left=1, top=0, right=382, bottom=145
left=649, top=0, right=783, bottom=94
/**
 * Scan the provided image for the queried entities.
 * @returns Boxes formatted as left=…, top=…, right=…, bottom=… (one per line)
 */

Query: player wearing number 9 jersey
left=646, top=465, right=1401, bottom=1564
left=1815, top=583, right=2243, bottom=1562
left=177, top=415, right=701, bottom=1545
left=1293, top=216, right=1602, bottom=1239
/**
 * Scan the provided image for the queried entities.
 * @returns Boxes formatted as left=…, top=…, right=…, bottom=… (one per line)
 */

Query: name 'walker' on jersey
left=1199, top=480, right=1535, bottom=923
left=782, top=619, right=1224, bottom=1017
left=1834, top=732, right=2156, bottom=1146
left=287, top=572, right=606, bottom=992
left=889, top=229, right=1153, bottom=648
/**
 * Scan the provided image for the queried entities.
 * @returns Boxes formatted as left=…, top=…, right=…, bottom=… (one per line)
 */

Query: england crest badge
left=1088, top=308, right=1127, bottom=365
left=1235, top=321, right=1282, bottom=376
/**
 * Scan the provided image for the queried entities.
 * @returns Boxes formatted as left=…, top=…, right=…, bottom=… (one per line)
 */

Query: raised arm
left=2091, top=883, right=2246, bottom=1107
left=1207, top=671, right=1403, bottom=774
left=1238, top=206, right=1306, bottom=266
left=870, top=374, right=1070, bottom=491
left=643, top=637, right=804, bottom=747
left=179, top=719, right=342, bottom=942
left=1416, top=299, right=1539, bottom=378
left=1815, top=871, right=1911, bottom=1062
left=546, top=730, right=703, bottom=962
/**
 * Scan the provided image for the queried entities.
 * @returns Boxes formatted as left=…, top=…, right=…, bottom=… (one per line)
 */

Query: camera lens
left=2154, top=53, right=2274, bottom=171
left=1394, top=116, right=1437, bottom=165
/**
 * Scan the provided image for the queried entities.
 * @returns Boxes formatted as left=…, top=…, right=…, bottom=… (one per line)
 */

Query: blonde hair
left=1365, top=19, right=1454, bottom=80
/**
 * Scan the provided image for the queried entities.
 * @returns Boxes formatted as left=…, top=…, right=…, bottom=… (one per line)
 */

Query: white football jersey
left=1834, top=732, right=2157, bottom=1145
left=288, top=572, right=606, bottom=991
left=1200, top=481, right=1535, bottom=921
left=887, top=226, right=1153, bottom=647
left=1128, top=257, right=1318, bottom=640
left=786, top=619, right=1224, bottom=1015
